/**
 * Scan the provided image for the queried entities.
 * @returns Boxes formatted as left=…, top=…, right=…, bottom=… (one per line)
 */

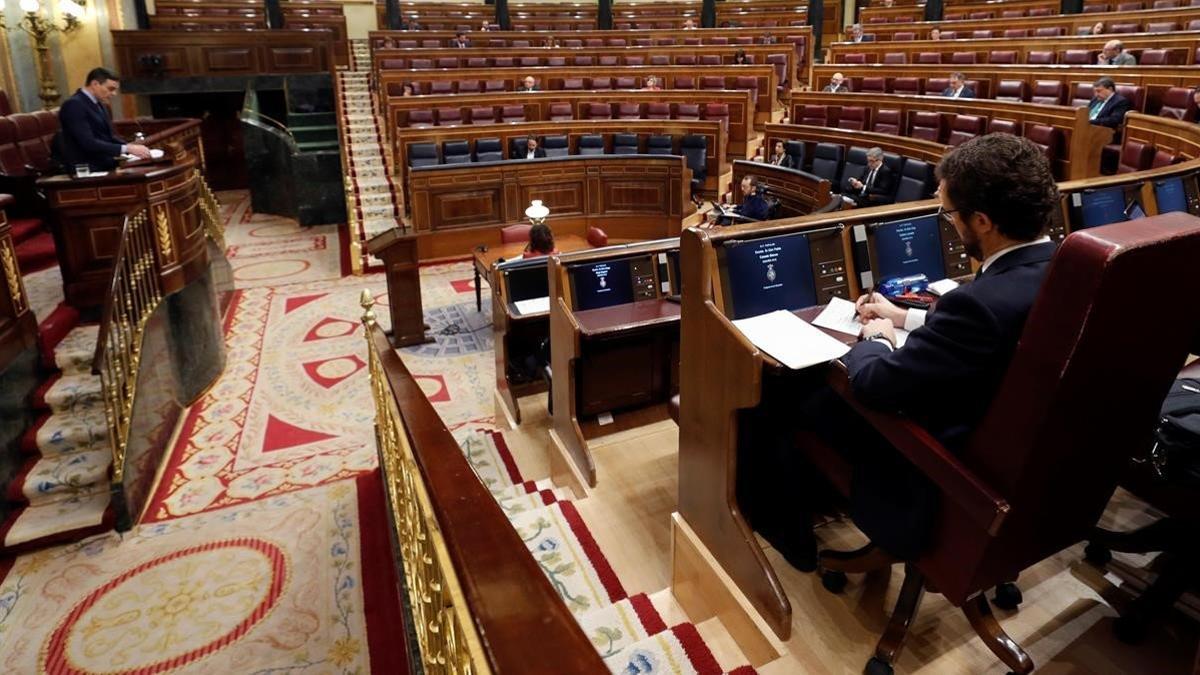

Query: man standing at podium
left=55, top=68, right=152, bottom=171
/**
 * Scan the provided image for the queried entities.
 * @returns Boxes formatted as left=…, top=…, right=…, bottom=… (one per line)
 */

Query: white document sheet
left=513, top=297, right=550, bottom=315
left=811, top=296, right=910, bottom=347
left=927, top=278, right=960, bottom=296
left=732, top=309, right=850, bottom=370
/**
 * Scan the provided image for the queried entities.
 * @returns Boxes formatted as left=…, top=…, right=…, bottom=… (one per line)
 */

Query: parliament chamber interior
left=0, top=0, right=1199, bottom=671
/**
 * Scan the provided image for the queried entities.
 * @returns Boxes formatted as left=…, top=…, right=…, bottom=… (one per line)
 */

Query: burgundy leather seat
left=909, top=111, right=944, bottom=142
left=1026, top=125, right=1063, bottom=166
left=590, top=78, right=612, bottom=90
left=645, top=102, right=670, bottom=120
left=562, top=78, right=585, bottom=91
left=800, top=105, right=829, bottom=126
left=1117, top=140, right=1156, bottom=173
left=1158, top=87, right=1196, bottom=120
left=995, top=80, right=1029, bottom=102
left=584, top=102, right=612, bottom=120
left=1071, top=83, right=1095, bottom=109
left=455, top=80, right=481, bottom=93
left=873, top=109, right=901, bottom=136
left=988, top=51, right=1018, bottom=64
left=435, top=107, right=461, bottom=126
left=987, top=118, right=1019, bottom=135
left=547, top=103, right=573, bottom=122
left=1030, top=81, right=1066, bottom=105
left=1027, top=51, right=1056, bottom=64
left=949, top=52, right=978, bottom=64
left=1115, top=84, right=1146, bottom=113
left=674, top=103, right=701, bottom=120
left=947, top=114, right=986, bottom=146
left=837, top=106, right=869, bottom=131
left=429, top=81, right=454, bottom=95
left=1062, top=49, right=1096, bottom=65
left=615, top=77, right=637, bottom=89
left=406, top=109, right=434, bottom=128
left=883, top=53, right=908, bottom=64
left=859, top=77, right=886, bottom=93
left=702, top=103, right=730, bottom=130
left=916, top=52, right=942, bottom=64
left=468, top=107, right=496, bottom=125
left=616, top=103, right=641, bottom=119
left=500, top=106, right=525, bottom=123
left=890, top=77, right=921, bottom=96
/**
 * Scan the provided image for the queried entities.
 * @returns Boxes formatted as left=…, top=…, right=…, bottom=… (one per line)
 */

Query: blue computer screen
left=1079, top=187, right=1129, bottom=229
left=1155, top=177, right=1189, bottom=214
left=571, top=258, right=634, bottom=311
left=722, top=232, right=816, bottom=319
left=872, top=214, right=945, bottom=283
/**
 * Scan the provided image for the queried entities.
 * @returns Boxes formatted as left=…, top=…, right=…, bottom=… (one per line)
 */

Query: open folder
left=732, top=310, right=850, bottom=370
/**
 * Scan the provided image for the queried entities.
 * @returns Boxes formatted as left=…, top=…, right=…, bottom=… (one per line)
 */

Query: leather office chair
left=407, top=109, right=434, bottom=128
left=650, top=55, right=670, bottom=66
left=842, top=53, right=868, bottom=64
left=1139, top=49, right=1181, bottom=65
left=802, top=214, right=1200, bottom=675
left=483, top=80, right=506, bottom=93
left=1145, top=21, right=1180, bottom=32
left=699, top=55, right=722, bottom=66
left=1117, top=140, right=1156, bottom=173
left=500, top=106, right=526, bottom=123
left=546, top=57, right=566, bottom=67
left=702, top=103, right=730, bottom=131
left=1034, top=26, right=1064, bottom=36
left=909, top=111, right=944, bottom=143
left=573, top=56, right=594, bottom=66
left=590, top=78, right=613, bottom=90
left=1116, top=84, right=1146, bottom=113
left=841, top=147, right=868, bottom=193
left=1159, top=87, right=1196, bottom=121
left=584, top=102, right=613, bottom=120
left=470, top=107, right=499, bottom=125
left=950, top=52, right=978, bottom=65
left=674, top=76, right=697, bottom=89
left=873, top=110, right=901, bottom=136
left=800, top=105, right=829, bottom=127
left=893, top=31, right=916, bottom=40
left=676, top=55, right=698, bottom=66
left=680, top=134, right=708, bottom=197
left=915, top=52, right=942, bottom=64
left=500, top=224, right=532, bottom=244
left=407, top=142, right=439, bottom=167
left=598, top=56, right=619, bottom=67
left=646, top=135, right=674, bottom=155
left=987, top=119, right=1019, bottom=136
left=548, top=103, right=573, bottom=122
left=859, top=77, right=886, bottom=93
left=1027, top=51, right=1056, bottom=64
left=784, top=140, right=805, bottom=170
left=429, top=81, right=455, bottom=96
left=562, top=78, right=585, bottom=91
left=701, top=76, right=726, bottom=91
left=616, top=102, right=641, bottom=119
left=455, top=80, right=481, bottom=93
left=988, top=51, right=1018, bottom=64
left=1030, top=81, right=1066, bottom=105
left=674, top=104, right=701, bottom=121
left=442, top=140, right=471, bottom=164
left=435, top=107, right=462, bottom=126
left=947, top=115, right=986, bottom=147
left=577, top=134, right=606, bottom=155
left=893, top=158, right=933, bottom=202
left=1003, top=29, right=1029, bottom=38
left=474, top=138, right=503, bottom=163
left=734, top=77, right=759, bottom=106
left=542, top=135, right=569, bottom=158
left=972, top=30, right=995, bottom=38
left=883, top=53, right=908, bottom=64
left=645, top=103, right=671, bottom=120
left=1026, top=125, right=1063, bottom=166
left=889, top=77, right=921, bottom=96
left=1151, top=149, right=1181, bottom=168
left=1109, top=22, right=1140, bottom=33
left=837, top=107, right=869, bottom=131
left=1063, top=49, right=1097, bottom=65
left=612, top=133, right=640, bottom=155
left=810, top=143, right=844, bottom=184
left=995, top=80, right=1029, bottom=102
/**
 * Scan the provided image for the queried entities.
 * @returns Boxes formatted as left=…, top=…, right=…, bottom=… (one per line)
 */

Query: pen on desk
left=854, top=285, right=873, bottom=320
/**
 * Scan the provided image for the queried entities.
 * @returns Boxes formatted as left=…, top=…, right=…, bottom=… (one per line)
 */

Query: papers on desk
left=513, top=297, right=550, bottom=315
left=811, top=296, right=910, bottom=347
left=732, top=310, right=849, bottom=370
left=121, top=149, right=165, bottom=162
left=927, top=278, right=960, bottom=296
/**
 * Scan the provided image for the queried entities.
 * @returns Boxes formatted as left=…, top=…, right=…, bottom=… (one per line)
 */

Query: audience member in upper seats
left=767, top=141, right=788, bottom=166
left=54, top=67, right=151, bottom=171
left=643, top=76, right=662, bottom=91
left=480, top=21, right=491, bottom=32
left=749, top=134, right=1060, bottom=568
left=849, top=23, right=866, bottom=43
left=842, top=146, right=895, bottom=207
left=734, top=175, right=772, bottom=220
left=523, top=223, right=558, bottom=258
left=1088, top=76, right=1133, bottom=129
left=942, top=72, right=975, bottom=99
left=400, top=83, right=415, bottom=97
left=881, top=0, right=895, bottom=7
left=929, top=28, right=942, bottom=40
left=823, top=72, right=850, bottom=92
left=522, top=137, right=546, bottom=159
left=761, top=33, right=778, bottom=45
left=1099, top=40, right=1137, bottom=65
left=734, top=50, right=750, bottom=65
left=516, top=76, right=541, bottom=92
left=1087, top=21, right=1106, bottom=35
left=684, top=18, right=697, bottom=30
left=452, top=31, right=471, bottom=48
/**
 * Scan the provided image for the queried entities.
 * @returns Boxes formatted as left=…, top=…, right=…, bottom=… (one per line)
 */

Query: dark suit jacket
left=1089, top=93, right=1132, bottom=129
left=522, top=148, right=547, bottom=159
left=55, top=89, right=125, bottom=170
left=843, top=164, right=894, bottom=206
left=838, top=241, right=1056, bottom=556
left=735, top=193, right=771, bottom=220
left=941, top=86, right=976, bottom=99
left=516, top=86, right=542, bottom=92
left=822, top=83, right=850, bottom=93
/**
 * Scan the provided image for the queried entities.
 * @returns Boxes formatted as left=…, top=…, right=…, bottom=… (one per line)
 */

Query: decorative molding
left=154, top=204, right=173, bottom=261
left=0, top=238, right=28, bottom=314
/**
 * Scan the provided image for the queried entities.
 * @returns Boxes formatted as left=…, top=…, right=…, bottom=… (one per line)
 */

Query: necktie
left=863, top=169, right=875, bottom=194
left=1089, top=99, right=1104, bottom=121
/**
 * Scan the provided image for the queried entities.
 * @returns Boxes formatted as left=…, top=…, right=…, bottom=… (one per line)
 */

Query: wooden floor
left=508, top=394, right=1199, bottom=674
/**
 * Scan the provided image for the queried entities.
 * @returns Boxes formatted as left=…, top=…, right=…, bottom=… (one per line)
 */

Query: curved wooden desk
left=764, top=123, right=948, bottom=166
left=731, top=160, right=835, bottom=218
left=857, top=6, right=1200, bottom=41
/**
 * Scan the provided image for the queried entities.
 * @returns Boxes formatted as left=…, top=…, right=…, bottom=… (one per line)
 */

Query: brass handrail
left=194, top=170, right=226, bottom=250
left=92, top=207, right=164, bottom=525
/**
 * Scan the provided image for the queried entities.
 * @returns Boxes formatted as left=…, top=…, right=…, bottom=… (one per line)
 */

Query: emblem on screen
left=766, top=263, right=776, bottom=282
left=599, top=276, right=607, bottom=288
left=905, top=241, right=914, bottom=257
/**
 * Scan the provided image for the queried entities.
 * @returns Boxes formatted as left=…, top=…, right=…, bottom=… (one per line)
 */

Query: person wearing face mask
left=55, top=67, right=152, bottom=171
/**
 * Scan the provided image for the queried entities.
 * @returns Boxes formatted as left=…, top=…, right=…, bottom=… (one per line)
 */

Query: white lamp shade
left=20, top=0, right=41, bottom=13
left=525, top=200, right=550, bottom=221
left=61, top=0, right=84, bottom=16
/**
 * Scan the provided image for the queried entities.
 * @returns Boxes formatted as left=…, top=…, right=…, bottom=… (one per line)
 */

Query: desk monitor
left=1071, top=185, right=1140, bottom=230
left=863, top=212, right=973, bottom=287
left=717, top=225, right=848, bottom=320
left=569, top=254, right=659, bottom=311
left=1152, top=174, right=1200, bottom=216
left=500, top=260, right=550, bottom=305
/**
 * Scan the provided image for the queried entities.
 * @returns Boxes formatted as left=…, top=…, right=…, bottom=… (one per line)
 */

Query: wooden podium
left=38, top=161, right=208, bottom=311
left=367, top=227, right=433, bottom=347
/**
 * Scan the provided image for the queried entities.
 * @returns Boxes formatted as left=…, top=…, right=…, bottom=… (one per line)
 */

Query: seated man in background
left=521, top=137, right=546, bottom=159
left=849, top=23, right=869, bottom=42
left=452, top=31, right=471, bottom=48
left=516, top=76, right=541, bottom=92
left=1099, top=40, right=1137, bottom=65
left=841, top=147, right=894, bottom=207
left=55, top=67, right=152, bottom=171
left=683, top=18, right=697, bottom=29
left=941, top=72, right=975, bottom=98
left=1088, top=77, right=1132, bottom=131
left=929, top=28, right=942, bottom=40
left=733, top=174, right=771, bottom=221
left=749, top=134, right=1060, bottom=567
left=823, top=72, right=850, bottom=93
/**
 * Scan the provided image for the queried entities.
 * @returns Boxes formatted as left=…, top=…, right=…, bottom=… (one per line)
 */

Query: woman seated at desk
left=523, top=223, right=558, bottom=258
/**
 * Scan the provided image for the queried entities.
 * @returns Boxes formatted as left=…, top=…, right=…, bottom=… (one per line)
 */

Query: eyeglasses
left=937, top=206, right=961, bottom=225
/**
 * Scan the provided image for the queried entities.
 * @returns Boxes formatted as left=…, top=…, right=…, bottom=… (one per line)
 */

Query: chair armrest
left=826, top=363, right=1010, bottom=535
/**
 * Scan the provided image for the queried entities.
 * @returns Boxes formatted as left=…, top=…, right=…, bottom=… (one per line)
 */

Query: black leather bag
left=1148, top=378, right=1200, bottom=487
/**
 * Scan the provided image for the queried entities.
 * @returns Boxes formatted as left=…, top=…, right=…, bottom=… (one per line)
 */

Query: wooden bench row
left=855, top=5, right=1200, bottom=40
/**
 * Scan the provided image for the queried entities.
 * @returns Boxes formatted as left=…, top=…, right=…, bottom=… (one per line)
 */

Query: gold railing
left=195, top=170, right=226, bottom=250
left=93, top=207, right=164, bottom=501
left=361, top=291, right=489, bottom=674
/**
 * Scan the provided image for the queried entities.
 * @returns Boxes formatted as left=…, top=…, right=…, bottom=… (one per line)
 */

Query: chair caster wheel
left=992, top=582, right=1023, bottom=611
left=821, top=569, right=847, bottom=594
left=863, top=656, right=894, bottom=675
left=1113, top=614, right=1147, bottom=645
left=1084, top=541, right=1112, bottom=566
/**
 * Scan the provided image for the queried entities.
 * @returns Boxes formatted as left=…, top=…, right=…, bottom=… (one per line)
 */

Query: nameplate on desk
left=513, top=297, right=550, bottom=315
left=732, top=309, right=849, bottom=370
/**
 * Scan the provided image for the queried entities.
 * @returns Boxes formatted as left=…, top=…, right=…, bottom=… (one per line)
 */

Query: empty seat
left=615, top=77, right=637, bottom=89
left=989, top=51, right=1018, bottom=64
left=1026, top=125, right=1063, bottom=166
left=578, top=134, right=606, bottom=155
left=474, top=138, right=502, bottom=163
left=916, top=52, right=942, bottom=64
left=676, top=55, right=697, bottom=66
left=1003, top=29, right=1029, bottom=38
left=624, top=57, right=644, bottom=67
left=634, top=38, right=653, bottom=47
left=543, top=135, right=569, bottom=158
left=971, top=30, right=994, bottom=39
left=734, top=76, right=759, bottom=105
left=1151, top=149, right=1180, bottom=168
left=615, top=102, right=640, bottom=119
left=702, top=103, right=730, bottom=129
left=675, top=103, right=701, bottom=120
left=909, top=111, right=944, bottom=142
left=562, top=78, right=585, bottom=91
left=645, top=102, right=670, bottom=120
left=873, top=109, right=901, bottom=136
left=501, top=106, right=526, bottom=123
left=890, top=77, right=921, bottom=96
left=1140, top=49, right=1180, bottom=65
left=599, top=56, right=619, bottom=67
left=1117, top=1, right=1143, bottom=8
left=968, top=10, right=993, bottom=18
left=988, top=119, right=1019, bottom=135
left=1062, top=49, right=1096, bottom=65
left=701, top=76, right=725, bottom=90
left=607, top=38, right=627, bottom=47
left=1027, top=51, right=1056, bottom=64
left=1031, top=81, right=1066, bottom=105
left=436, top=107, right=462, bottom=126
left=408, top=109, right=434, bottom=127
left=800, top=105, right=829, bottom=126
left=1117, top=140, right=1155, bottom=173
left=859, top=77, right=886, bottom=93
left=429, top=81, right=454, bottom=95
left=1116, top=84, right=1146, bottom=113
left=1033, top=27, right=1063, bottom=36
left=410, top=58, right=433, bottom=69
left=562, top=39, right=582, bottom=47
left=893, top=31, right=916, bottom=41
left=442, top=140, right=471, bottom=164
left=650, top=55, right=670, bottom=66
left=612, top=133, right=639, bottom=155
left=699, top=55, right=722, bottom=66
left=546, top=57, right=566, bottom=67
left=893, top=158, right=933, bottom=202
left=842, top=53, right=868, bottom=64
left=590, top=78, right=612, bottom=90
left=947, top=115, right=985, bottom=146
left=838, top=106, right=868, bottom=131
left=1071, top=83, right=1096, bottom=108
left=584, top=102, right=612, bottom=119
left=1001, top=9, right=1026, bottom=17
left=1028, top=6, right=1054, bottom=14
left=995, top=80, right=1029, bottom=102
left=469, top=107, right=496, bottom=125
left=548, top=103, right=573, bottom=122
left=484, top=80, right=505, bottom=92
left=408, top=142, right=438, bottom=167
left=810, top=143, right=844, bottom=183
left=455, top=80, right=481, bottom=93
left=584, top=38, right=604, bottom=47
left=883, top=53, right=908, bottom=64
left=646, top=135, right=674, bottom=155
left=573, top=56, right=594, bottom=66
left=1158, top=87, right=1196, bottom=120
left=950, top=52, right=978, bottom=64
left=436, top=58, right=458, bottom=69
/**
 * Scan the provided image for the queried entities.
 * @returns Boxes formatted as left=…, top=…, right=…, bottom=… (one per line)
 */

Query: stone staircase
left=463, top=430, right=757, bottom=673
left=0, top=304, right=113, bottom=555
left=338, top=38, right=403, bottom=274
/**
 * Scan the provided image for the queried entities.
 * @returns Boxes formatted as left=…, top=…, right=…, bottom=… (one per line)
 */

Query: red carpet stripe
left=630, top=592, right=668, bottom=636
left=557, top=500, right=627, bottom=603
left=356, top=470, right=411, bottom=674
left=671, top=623, right=724, bottom=675
left=488, top=430, right=526, bottom=486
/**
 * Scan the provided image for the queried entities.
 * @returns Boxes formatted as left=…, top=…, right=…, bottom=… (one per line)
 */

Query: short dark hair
left=86, top=67, right=119, bottom=85
left=528, top=223, right=555, bottom=254
left=1094, top=76, right=1116, bottom=90
left=935, top=133, right=1060, bottom=242
left=742, top=174, right=761, bottom=189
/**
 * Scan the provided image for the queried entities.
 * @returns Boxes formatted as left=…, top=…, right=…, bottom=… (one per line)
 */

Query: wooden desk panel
left=574, top=298, right=681, bottom=336
left=112, top=30, right=335, bottom=79
left=786, top=93, right=1104, bottom=179
left=764, top=122, right=948, bottom=167
left=145, top=15, right=348, bottom=67
left=379, top=65, right=780, bottom=119
left=829, top=31, right=1200, bottom=66
left=408, top=156, right=691, bottom=259
left=857, top=6, right=1200, bottom=41
left=373, top=44, right=800, bottom=89
left=731, top=159, right=835, bottom=218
